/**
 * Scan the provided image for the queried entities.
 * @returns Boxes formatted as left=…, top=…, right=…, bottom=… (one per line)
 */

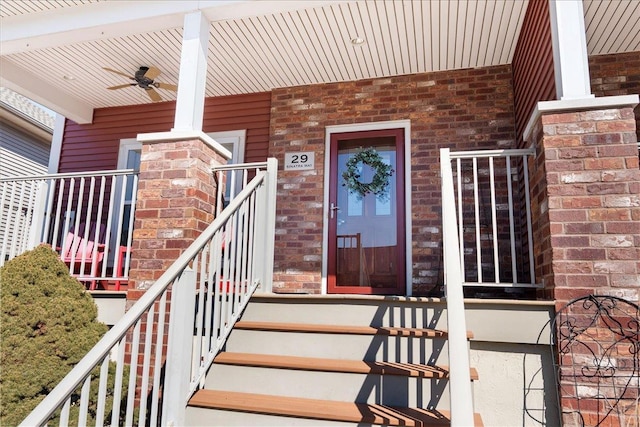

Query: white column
left=48, top=113, right=65, bottom=173
left=173, top=11, right=209, bottom=132
left=548, top=0, right=594, bottom=100
left=28, top=113, right=66, bottom=248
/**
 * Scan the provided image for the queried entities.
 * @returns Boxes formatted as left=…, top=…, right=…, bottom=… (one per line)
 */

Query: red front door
left=327, top=129, right=406, bottom=295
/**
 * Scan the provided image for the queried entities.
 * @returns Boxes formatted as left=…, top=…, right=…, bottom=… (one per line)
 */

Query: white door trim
left=322, top=120, right=412, bottom=296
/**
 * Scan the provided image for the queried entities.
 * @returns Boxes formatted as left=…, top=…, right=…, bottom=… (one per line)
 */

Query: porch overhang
left=3, top=0, right=638, bottom=125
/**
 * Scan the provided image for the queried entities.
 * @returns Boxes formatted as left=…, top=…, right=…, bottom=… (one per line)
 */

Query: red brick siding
left=589, top=51, right=640, bottom=142
left=530, top=108, right=640, bottom=302
left=269, top=65, right=516, bottom=294
left=128, top=138, right=226, bottom=290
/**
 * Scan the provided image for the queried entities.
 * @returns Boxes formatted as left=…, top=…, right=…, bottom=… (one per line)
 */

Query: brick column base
left=127, top=136, right=227, bottom=292
left=529, top=102, right=639, bottom=427
left=531, top=106, right=640, bottom=304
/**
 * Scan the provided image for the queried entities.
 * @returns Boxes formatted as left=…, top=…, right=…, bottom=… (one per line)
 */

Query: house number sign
left=284, top=152, right=315, bottom=171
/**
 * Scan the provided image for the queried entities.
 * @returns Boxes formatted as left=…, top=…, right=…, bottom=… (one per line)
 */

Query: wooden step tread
left=234, top=321, right=473, bottom=339
left=190, top=390, right=483, bottom=426
left=215, top=352, right=479, bottom=380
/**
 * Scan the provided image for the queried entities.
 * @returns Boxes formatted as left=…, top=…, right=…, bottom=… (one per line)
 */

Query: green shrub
left=0, top=245, right=109, bottom=425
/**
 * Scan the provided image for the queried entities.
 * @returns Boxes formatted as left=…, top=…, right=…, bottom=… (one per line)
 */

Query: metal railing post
left=440, top=148, right=475, bottom=426
left=27, top=180, right=49, bottom=250
left=262, top=158, right=278, bottom=293
left=252, top=181, right=267, bottom=293
left=162, top=268, right=196, bottom=427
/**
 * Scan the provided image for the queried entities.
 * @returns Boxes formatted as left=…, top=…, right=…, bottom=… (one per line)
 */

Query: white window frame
left=117, top=138, right=142, bottom=170
left=207, top=130, right=246, bottom=202
left=207, top=129, right=246, bottom=164
left=116, top=138, right=141, bottom=239
left=109, top=138, right=142, bottom=267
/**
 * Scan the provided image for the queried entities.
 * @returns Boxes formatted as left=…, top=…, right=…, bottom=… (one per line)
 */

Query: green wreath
left=342, top=147, right=394, bottom=200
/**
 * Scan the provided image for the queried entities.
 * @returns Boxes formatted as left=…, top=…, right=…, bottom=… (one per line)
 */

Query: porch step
left=214, top=351, right=479, bottom=380
left=239, top=295, right=448, bottom=329
left=234, top=320, right=467, bottom=338
left=186, top=297, right=479, bottom=425
left=189, top=390, right=483, bottom=426
left=227, top=320, right=468, bottom=363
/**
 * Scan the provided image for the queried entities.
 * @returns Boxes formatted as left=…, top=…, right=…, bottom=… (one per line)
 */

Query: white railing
left=447, top=148, right=539, bottom=287
left=20, top=159, right=278, bottom=427
left=440, top=148, right=475, bottom=426
left=0, top=169, right=138, bottom=288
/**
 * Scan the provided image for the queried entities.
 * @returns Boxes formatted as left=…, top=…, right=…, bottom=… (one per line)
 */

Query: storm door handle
left=330, top=203, right=340, bottom=219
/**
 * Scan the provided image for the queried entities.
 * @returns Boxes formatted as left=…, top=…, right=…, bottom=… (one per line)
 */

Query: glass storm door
left=327, top=129, right=405, bottom=295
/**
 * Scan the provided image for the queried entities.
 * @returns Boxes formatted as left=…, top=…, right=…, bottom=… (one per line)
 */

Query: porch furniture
left=59, top=222, right=106, bottom=290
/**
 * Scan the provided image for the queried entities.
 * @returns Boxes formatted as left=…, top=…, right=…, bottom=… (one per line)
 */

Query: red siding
left=59, top=92, right=271, bottom=173
left=203, top=93, right=271, bottom=162
left=512, top=0, right=556, bottom=143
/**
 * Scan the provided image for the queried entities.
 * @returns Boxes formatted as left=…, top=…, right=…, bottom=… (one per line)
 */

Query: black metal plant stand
left=552, top=295, right=640, bottom=426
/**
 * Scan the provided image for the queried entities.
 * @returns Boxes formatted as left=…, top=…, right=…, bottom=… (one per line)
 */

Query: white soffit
left=0, top=0, right=638, bottom=122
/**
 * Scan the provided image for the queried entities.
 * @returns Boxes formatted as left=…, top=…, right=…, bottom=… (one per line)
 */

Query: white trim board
left=523, top=94, right=639, bottom=143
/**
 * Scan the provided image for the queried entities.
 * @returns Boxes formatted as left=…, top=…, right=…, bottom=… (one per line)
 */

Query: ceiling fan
left=103, top=66, right=177, bottom=102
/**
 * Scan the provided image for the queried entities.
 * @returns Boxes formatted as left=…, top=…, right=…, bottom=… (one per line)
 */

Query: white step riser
left=186, top=407, right=356, bottom=426
left=224, top=330, right=450, bottom=364
left=205, top=364, right=452, bottom=409
left=241, top=299, right=447, bottom=329
left=187, top=297, right=473, bottom=426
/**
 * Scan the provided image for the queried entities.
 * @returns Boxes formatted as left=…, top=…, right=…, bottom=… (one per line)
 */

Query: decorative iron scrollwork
left=552, top=295, right=640, bottom=426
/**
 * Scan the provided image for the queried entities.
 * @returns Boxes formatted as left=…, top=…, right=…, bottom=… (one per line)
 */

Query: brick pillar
left=529, top=104, right=640, bottom=427
left=128, top=136, right=228, bottom=294
left=531, top=106, right=640, bottom=303
left=121, top=135, right=228, bottom=409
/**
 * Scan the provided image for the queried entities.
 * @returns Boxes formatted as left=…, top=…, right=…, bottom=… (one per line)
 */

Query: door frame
left=322, top=120, right=412, bottom=296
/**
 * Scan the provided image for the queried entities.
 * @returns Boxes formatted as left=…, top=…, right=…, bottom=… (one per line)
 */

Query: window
left=114, top=139, right=141, bottom=256
left=208, top=130, right=246, bottom=203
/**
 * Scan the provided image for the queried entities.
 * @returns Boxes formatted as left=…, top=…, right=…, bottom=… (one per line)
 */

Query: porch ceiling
left=1, top=0, right=639, bottom=124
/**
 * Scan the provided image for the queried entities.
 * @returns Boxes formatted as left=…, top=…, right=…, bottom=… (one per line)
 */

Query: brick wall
left=269, top=65, right=516, bottom=294
left=590, top=51, right=640, bottom=142
left=529, top=107, right=640, bottom=303
left=128, top=138, right=227, bottom=291
left=530, top=105, right=640, bottom=427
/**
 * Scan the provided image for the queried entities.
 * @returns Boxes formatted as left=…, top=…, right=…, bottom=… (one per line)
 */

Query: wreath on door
left=342, top=147, right=394, bottom=200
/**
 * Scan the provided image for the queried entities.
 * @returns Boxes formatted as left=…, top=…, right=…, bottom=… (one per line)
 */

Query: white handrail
left=0, top=169, right=137, bottom=182
left=20, top=159, right=278, bottom=426
left=441, top=148, right=475, bottom=426
left=448, top=148, right=535, bottom=158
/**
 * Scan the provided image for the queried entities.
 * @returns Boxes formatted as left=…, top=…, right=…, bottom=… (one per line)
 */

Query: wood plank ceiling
left=1, top=0, right=639, bottom=113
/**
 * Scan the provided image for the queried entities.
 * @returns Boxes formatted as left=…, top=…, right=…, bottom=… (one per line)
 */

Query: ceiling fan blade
left=103, top=67, right=134, bottom=79
left=144, top=66, right=162, bottom=80
left=145, top=87, right=162, bottom=102
left=107, top=84, right=136, bottom=90
left=155, top=82, right=178, bottom=91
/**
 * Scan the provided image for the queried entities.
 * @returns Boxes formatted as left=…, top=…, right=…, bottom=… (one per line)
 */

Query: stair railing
left=440, top=148, right=475, bottom=426
left=20, top=158, right=278, bottom=427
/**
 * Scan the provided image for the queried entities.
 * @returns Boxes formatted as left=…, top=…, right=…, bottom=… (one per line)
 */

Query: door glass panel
left=335, top=137, right=398, bottom=289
